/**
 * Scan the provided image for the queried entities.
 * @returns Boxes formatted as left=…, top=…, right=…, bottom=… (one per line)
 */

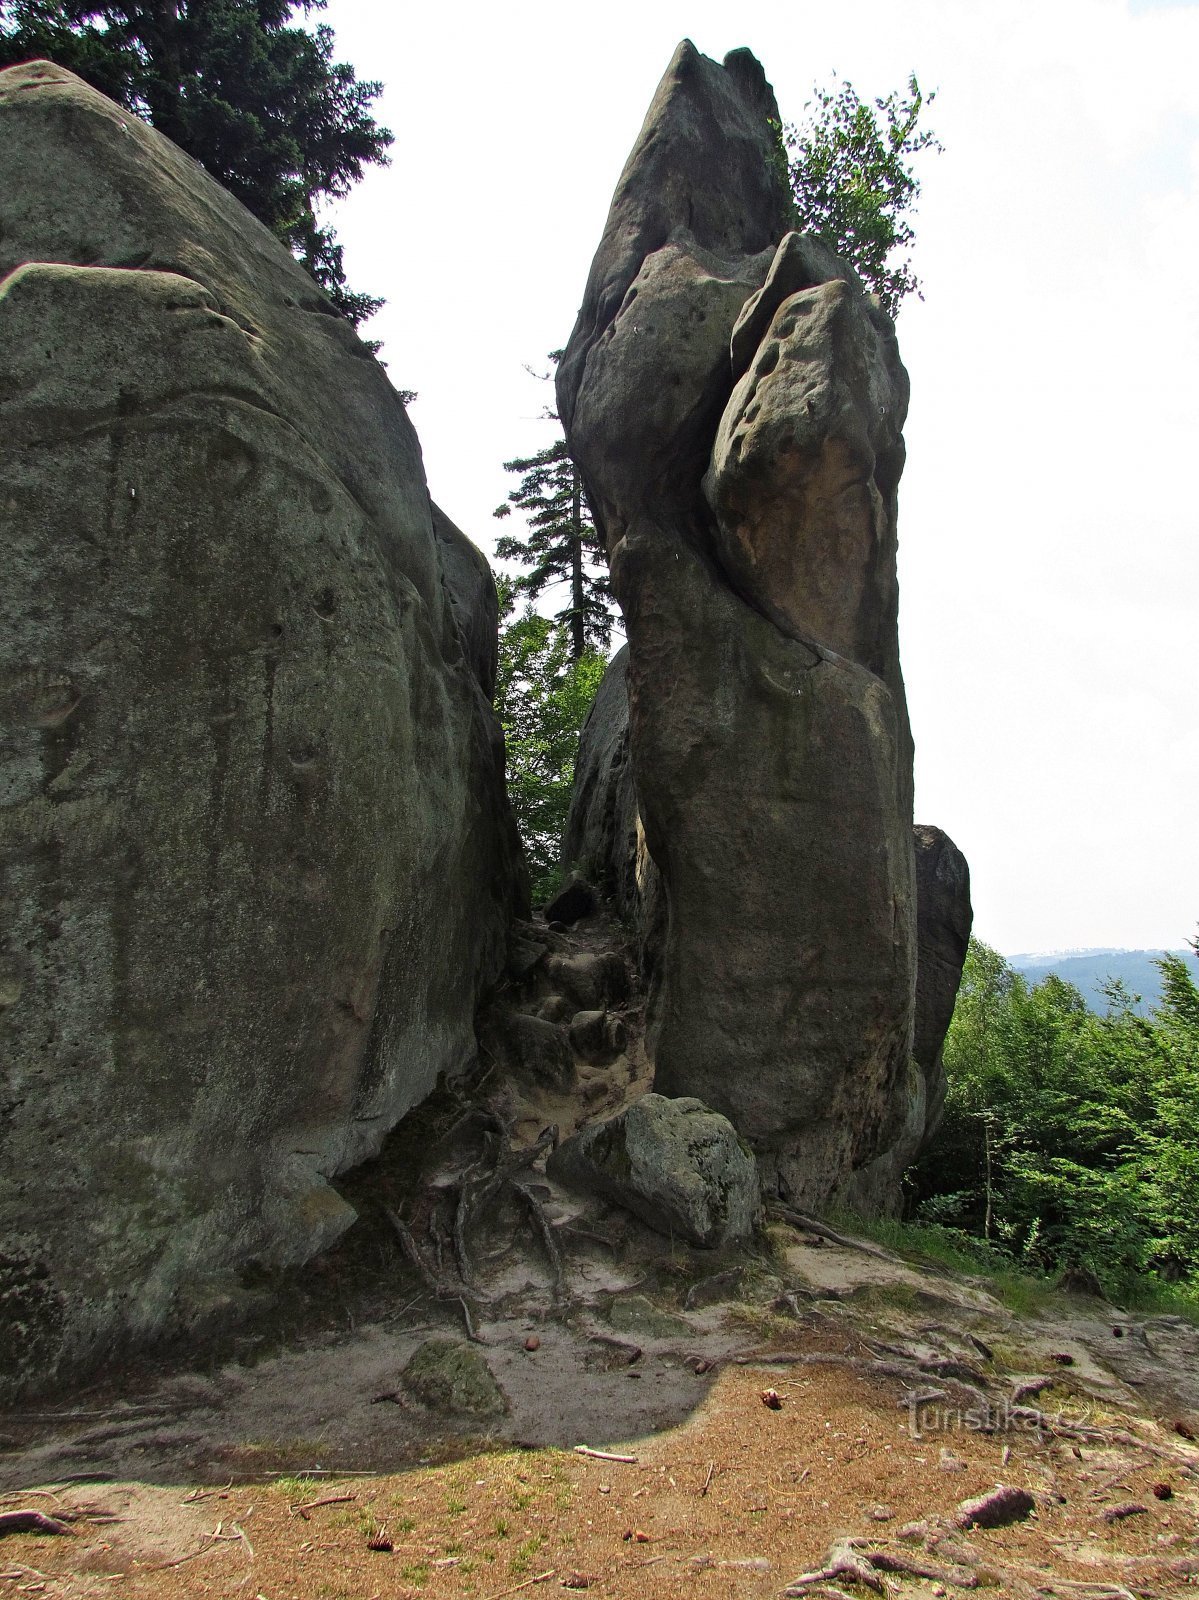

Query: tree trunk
left=983, top=1113, right=993, bottom=1242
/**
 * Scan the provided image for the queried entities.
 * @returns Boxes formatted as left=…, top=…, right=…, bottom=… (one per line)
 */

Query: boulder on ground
left=912, top=824, right=973, bottom=1142
left=569, top=1010, right=627, bottom=1065
left=402, top=1339, right=507, bottom=1418
left=487, top=1011, right=574, bottom=1090
left=547, top=1093, right=758, bottom=1248
left=541, top=871, right=598, bottom=926
left=0, top=61, right=523, bottom=1398
left=546, top=951, right=628, bottom=1010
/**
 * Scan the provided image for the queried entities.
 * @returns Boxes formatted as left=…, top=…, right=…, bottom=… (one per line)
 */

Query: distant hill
left=1008, top=947, right=1191, bottom=1015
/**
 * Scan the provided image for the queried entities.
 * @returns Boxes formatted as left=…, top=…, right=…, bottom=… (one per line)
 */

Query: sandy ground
left=3, top=1343, right=1197, bottom=1600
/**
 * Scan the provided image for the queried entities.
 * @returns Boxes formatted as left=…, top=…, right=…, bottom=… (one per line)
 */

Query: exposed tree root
left=382, top=1119, right=566, bottom=1340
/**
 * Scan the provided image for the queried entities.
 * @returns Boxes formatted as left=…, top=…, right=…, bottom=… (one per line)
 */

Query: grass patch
left=510, top=1533, right=546, bottom=1575
left=273, top=1474, right=320, bottom=1499
left=1116, top=1275, right=1199, bottom=1324
left=828, top=1209, right=1199, bottom=1323
left=827, top=1210, right=1060, bottom=1310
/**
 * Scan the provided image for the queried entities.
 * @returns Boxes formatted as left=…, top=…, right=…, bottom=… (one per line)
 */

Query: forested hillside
left=1010, top=947, right=1188, bottom=1015
left=913, top=937, right=1199, bottom=1305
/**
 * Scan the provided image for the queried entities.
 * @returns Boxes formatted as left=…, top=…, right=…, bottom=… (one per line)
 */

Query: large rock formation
left=564, top=662, right=974, bottom=1211
left=0, top=61, right=523, bottom=1396
left=557, top=42, right=921, bottom=1206
left=911, top=825, right=974, bottom=1144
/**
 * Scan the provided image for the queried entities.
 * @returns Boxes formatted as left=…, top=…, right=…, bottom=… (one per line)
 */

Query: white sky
left=322, top=0, right=1198, bottom=957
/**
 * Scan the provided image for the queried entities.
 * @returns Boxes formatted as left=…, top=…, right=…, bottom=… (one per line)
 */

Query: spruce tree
left=494, top=356, right=613, bottom=662
left=0, top=0, right=391, bottom=324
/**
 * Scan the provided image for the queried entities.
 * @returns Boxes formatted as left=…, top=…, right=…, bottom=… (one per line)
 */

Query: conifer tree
left=494, top=356, right=613, bottom=662
left=0, top=0, right=391, bottom=324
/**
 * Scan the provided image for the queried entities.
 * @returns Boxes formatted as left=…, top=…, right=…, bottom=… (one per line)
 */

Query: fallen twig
left=290, top=1494, right=357, bottom=1518
left=479, top=1569, right=555, bottom=1600
left=700, top=1461, right=715, bottom=1496
left=146, top=1529, right=226, bottom=1571
left=573, top=1446, right=637, bottom=1464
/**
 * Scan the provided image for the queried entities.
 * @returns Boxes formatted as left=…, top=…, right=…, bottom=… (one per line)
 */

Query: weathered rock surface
left=558, top=42, right=917, bottom=1206
left=484, top=1011, right=573, bottom=1090
left=402, top=1339, right=508, bottom=1418
left=565, top=659, right=972, bottom=1213
left=561, top=646, right=663, bottom=967
left=548, top=1093, right=758, bottom=1248
left=545, top=950, right=628, bottom=1011
left=0, top=61, right=523, bottom=1397
left=911, top=825, right=973, bottom=1140
left=568, top=1009, right=627, bottom=1065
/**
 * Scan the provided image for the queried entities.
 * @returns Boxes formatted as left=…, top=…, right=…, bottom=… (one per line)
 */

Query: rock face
left=548, top=1094, right=758, bottom=1248
left=565, top=663, right=973, bottom=1212
left=0, top=61, right=523, bottom=1397
left=561, top=646, right=664, bottom=973
left=557, top=42, right=917, bottom=1206
left=912, top=825, right=973, bottom=1142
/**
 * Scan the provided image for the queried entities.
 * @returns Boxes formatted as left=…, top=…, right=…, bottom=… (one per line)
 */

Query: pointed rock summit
left=558, top=43, right=966, bottom=1206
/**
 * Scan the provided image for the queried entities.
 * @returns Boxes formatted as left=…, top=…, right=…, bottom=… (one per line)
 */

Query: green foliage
left=493, top=579, right=605, bottom=902
left=782, top=74, right=941, bottom=315
left=494, top=355, right=613, bottom=662
left=0, top=0, right=391, bottom=323
left=913, top=934, right=1199, bottom=1301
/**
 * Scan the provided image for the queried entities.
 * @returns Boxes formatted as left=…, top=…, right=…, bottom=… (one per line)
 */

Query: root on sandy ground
left=382, top=1117, right=565, bottom=1340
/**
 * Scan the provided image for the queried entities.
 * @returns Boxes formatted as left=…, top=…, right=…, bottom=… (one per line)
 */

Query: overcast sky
left=322, top=0, right=1198, bottom=958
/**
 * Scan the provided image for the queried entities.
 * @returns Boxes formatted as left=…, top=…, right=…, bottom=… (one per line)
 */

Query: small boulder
left=542, top=872, right=598, bottom=926
left=954, top=1485, right=1036, bottom=1529
left=547, top=1093, right=758, bottom=1248
left=547, top=951, right=629, bottom=1010
left=605, top=1292, right=695, bottom=1341
left=507, top=930, right=547, bottom=983
left=402, top=1339, right=507, bottom=1418
left=493, top=1012, right=573, bottom=1088
left=569, top=1010, right=627, bottom=1064
left=537, top=994, right=576, bottom=1025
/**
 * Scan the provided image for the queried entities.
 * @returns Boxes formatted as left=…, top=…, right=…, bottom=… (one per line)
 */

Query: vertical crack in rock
left=557, top=41, right=967, bottom=1209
